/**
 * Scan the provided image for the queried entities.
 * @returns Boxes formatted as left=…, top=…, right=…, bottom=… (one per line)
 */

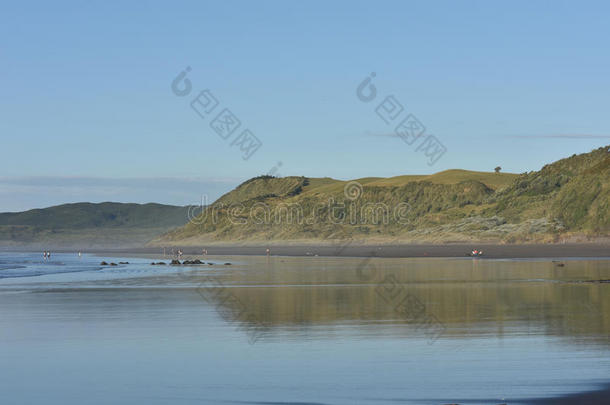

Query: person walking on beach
left=266, top=248, right=270, bottom=256
left=43, top=251, right=47, bottom=260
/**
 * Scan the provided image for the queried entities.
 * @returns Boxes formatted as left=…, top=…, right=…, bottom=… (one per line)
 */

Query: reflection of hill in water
left=191, top=257, right=610, bottom=342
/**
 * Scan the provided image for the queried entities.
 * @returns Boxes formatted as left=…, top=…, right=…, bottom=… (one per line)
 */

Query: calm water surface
left=1, top=252, right=609, bottom=404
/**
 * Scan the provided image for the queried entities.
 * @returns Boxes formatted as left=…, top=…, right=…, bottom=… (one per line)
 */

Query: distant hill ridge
left=0, top=202, right=190, bottom=248
left=156, top=145, right=609, bottom=245
left=0, top=202, right=188, bottom=228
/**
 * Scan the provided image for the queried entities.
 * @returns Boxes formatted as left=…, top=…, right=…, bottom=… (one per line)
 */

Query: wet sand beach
left=2, top=252, right=610, bottom=404
left=82, top=242, right=610, bottom=259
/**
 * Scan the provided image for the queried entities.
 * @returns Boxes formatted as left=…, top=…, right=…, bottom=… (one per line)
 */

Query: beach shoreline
left=9, top=242, right=606, bottom=259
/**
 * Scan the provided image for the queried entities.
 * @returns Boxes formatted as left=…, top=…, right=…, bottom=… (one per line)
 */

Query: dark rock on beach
left=182, top=259, right=204, bottom=265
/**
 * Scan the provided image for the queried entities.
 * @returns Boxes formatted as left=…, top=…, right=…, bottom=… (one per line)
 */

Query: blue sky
left=1, top=0, right=609, bottom=211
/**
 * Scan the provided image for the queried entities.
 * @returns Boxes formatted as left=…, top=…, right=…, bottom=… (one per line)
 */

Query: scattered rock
left=119, top=262, right=129, bottom=264
left=157, top=262, right=166, bottom=265
left=224, top=262, right=232, bottom=265
left=110, top=263, right=117, bottom=266
left=170, top=259, right=181, bottom=265
left=183, top=260, right=200, bottom=265
left=100, top=261, right=108, bottom=266
left=182, top=259, right=204, bottom=265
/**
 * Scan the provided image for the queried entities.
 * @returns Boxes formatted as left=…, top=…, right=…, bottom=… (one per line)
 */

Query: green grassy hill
left=488, top=146, right=610, bottom=238
left=0, top=202, right=190, bottom=248
left=365, top=169, right=517, bottom=189
left=156, top=146, right=609, bottom=245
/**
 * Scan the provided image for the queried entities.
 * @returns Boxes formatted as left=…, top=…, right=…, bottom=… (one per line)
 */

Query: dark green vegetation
left=489, top=146, right=609, bottom=237
left=158, top=146, right=609, bottom=245
left=0, top=202, right=190, bottom=248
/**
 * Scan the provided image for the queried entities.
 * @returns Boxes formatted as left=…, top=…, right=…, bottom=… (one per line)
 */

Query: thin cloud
left=367, top=132, right=610, bottom=141
left=364, top=131, right=402, bottom=138
left=368, top=132, right=610, bottom=140
left=506, top=134, right=610, bottom=139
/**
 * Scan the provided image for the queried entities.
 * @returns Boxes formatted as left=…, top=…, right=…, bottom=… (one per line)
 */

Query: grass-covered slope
left=0, top=202, right=190, bottom=248
left=156, top=146, right=609, bottom=245
left=488, top=145, right=609, bottom=237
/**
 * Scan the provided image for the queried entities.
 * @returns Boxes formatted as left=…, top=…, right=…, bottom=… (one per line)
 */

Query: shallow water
left=1, top=252, right=609, bottom=404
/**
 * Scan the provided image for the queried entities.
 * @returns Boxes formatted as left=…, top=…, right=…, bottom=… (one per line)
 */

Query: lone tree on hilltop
left=494, top=166, right=501, bottom=173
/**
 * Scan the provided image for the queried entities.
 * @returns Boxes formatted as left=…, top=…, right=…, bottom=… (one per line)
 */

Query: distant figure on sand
left=43, top=251, right=47, bottom=260
left=78, top=252, right=82, bottom=258
left=266, top=248, right=270, bottom=256
left=470, top=249, right=483, bottom=257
